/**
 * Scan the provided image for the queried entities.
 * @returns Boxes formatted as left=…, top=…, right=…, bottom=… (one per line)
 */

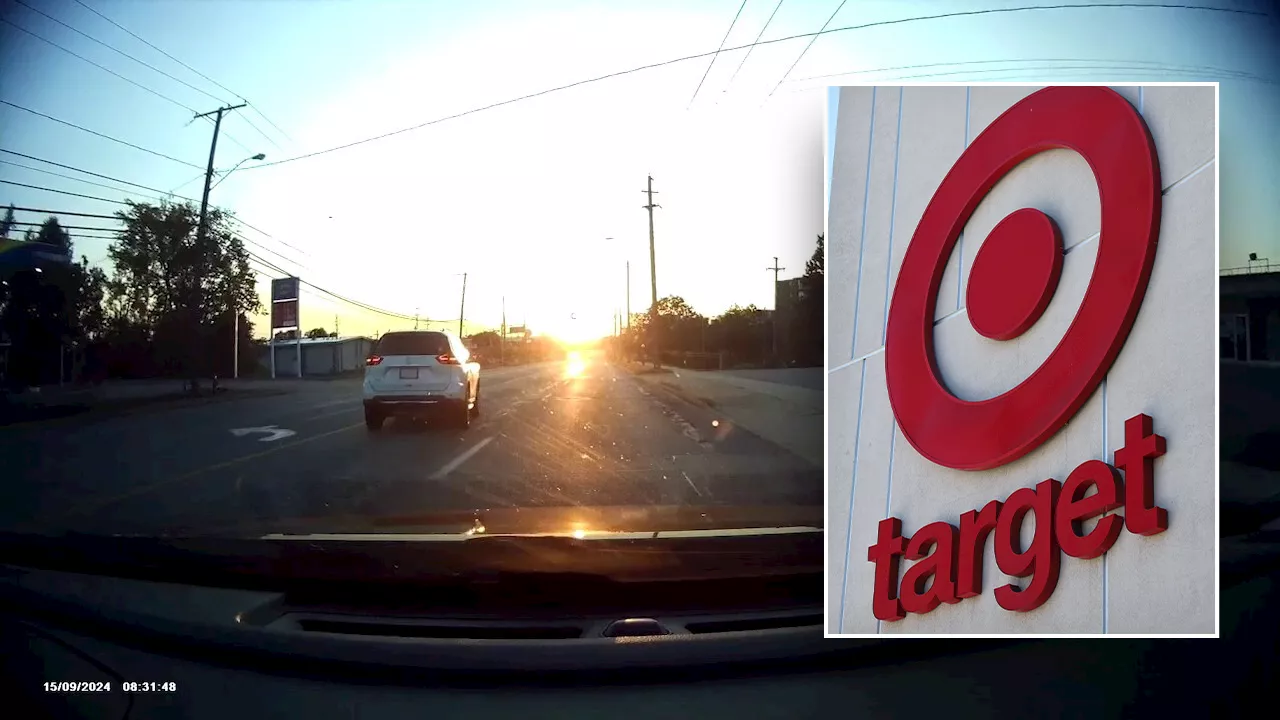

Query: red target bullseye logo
left=885, top=86, right=1161, bottom=472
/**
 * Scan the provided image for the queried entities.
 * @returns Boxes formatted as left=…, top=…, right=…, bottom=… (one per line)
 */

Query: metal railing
left=1221, top=262, right=1280, bottom=276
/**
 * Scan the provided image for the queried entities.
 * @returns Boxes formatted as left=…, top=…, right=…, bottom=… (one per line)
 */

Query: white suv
left=362, top=330, right=480, bottom=431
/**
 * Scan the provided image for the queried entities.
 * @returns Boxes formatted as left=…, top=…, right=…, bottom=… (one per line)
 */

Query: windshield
left=0, top=2, right=824, bottom=570
left=374, top=332, right=451, bottom=357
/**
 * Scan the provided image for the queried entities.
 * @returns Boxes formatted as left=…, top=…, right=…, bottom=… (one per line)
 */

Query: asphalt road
left=0, top=359, right=821, bottom=537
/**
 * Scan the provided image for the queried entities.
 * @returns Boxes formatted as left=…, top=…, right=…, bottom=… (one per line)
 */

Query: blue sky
left=2, top=1, right=1276, bottom=339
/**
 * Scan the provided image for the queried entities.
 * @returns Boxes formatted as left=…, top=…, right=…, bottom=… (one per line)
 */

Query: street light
left=206, top=152, right=264, bottom=381
left=210, top=153, right=266, bottom=191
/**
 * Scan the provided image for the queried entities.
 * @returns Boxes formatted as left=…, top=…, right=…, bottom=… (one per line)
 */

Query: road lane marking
left=229, top=425, right=296, bottom=442
left=430, top=436, right=494, bottom=480
left=312, top=397, right=358, bottom=409
left=682, top=471, right=703, bottom=497
left=303, top=405, right=363, bottom=422
left=60, top=420, right=366, bottom=518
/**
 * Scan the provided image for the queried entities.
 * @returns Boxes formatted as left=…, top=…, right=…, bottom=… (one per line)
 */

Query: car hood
left=217, top=503, right=823, bottom=539
left=0, top=504, right=823, bottom=588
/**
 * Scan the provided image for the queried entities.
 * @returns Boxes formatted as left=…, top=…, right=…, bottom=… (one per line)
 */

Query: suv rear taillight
left=366, top=355, right=383, bottom=366
left=436, top=353, right=460, bottom=365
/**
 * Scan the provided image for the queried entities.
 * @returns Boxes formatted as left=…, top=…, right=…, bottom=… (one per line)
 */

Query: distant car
left=362, top=330, right=480, bottom=431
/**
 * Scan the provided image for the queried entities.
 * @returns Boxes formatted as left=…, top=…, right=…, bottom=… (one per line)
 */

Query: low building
left=261, top=336, right=374, bottom=377
left=1221, top=265, right=1280, bottom=363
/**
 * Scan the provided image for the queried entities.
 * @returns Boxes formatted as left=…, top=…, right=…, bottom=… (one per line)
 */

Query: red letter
left=867, top=518, right=907, bottom=621
left=956, top=500, right=1001, bottom=599
left=1113, top=413, right=1168, bottom=536
left=899, top=521, right=961, bottom=615
left=1056, top=460, right=1124, bottom=559
left=994, top=479, right=1062, bottom=613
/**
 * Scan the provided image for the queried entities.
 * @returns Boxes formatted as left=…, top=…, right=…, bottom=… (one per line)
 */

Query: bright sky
left=2, top=1, right=1277, bottom=341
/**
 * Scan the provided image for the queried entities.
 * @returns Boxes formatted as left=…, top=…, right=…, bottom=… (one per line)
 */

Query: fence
left=1222, top=262, right=1280, bottom=276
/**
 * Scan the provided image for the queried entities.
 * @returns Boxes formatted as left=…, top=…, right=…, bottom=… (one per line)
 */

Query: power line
left=725, top=0, right=785, bottom=91
left=232, top=108, right=283, bottom=152
left=244, top=247, right=415, bottom=320
left=0, top=149, right=200, bottom=201
left=9, top=220, right=119, bottom=231
left=0, top=158, right=154, bottom=199
left=689, top=0, right=748, bottom=108
left=167, top=171, right=209, bottom=196
left=0, top=16, right=253, bottom=155
left=0, top=150, right=297, bottom=255
left=767, top=0, right=847, bottom=98
left=13, top=0, right=230, bottom=106
left=0, top=101, right=204, bottom=169
left=246, top=104, right=295, bottom=145
left=6, top=206, right=118, bottom=219
left=240, top=234, right=308, bottom=274
left=0, top=178, right=132, bottom=204
left=70, top=0, right=295, bottom=146
left=3, top=175, right=307, bottom=271
left=237, top=2, right=1258, bottom=171
left=0, top=17, right=199, bottom=115
left=72, top=0, right=244, bottom=101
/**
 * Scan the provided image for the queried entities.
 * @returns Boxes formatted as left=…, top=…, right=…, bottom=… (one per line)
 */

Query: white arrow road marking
left=430, top=436, right=494, bottom=480
left=230, top=426, right=297, bottom=442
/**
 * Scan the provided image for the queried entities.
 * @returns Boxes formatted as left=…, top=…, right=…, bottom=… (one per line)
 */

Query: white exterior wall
left=827, top=85, right=1216, bottom=635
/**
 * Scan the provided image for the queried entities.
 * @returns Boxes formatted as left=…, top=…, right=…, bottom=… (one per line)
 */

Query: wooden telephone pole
left=195, top=103, right=245, bottom=385
left=767, top=256, right=785, bottom=364
left=642, top=176, right=660, bottom=368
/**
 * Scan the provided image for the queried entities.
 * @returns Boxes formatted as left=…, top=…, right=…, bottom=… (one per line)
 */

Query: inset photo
left=826, top=83, right=1218, bottom=636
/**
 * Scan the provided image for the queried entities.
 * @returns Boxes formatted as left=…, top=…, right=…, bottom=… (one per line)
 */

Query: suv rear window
left=374, top=332, right=450, bottom=356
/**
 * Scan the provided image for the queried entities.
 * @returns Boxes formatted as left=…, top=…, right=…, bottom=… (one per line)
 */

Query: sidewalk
left=628, top=364, right=822, bottom=466
left=0, top=377, right=309, bottom=426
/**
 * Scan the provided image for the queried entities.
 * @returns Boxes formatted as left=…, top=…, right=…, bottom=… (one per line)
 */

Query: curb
left=0, top=387, right=290, bottom=430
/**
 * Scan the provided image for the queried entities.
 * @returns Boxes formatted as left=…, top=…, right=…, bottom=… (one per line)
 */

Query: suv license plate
left=399, top=368, right=419, bottom=379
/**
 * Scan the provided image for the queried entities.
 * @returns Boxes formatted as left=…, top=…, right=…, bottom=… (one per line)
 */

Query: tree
left=36, top=217, right=72, bottom=255
left=305, top=327, right=331, bottom=339
left=106, top=200, right=260, bottom=380
left=628, top=295, right=707, bottom=360
left=466, top=330, right=502, bottom=348
left=709, top=304, right=770, bottom=366
left=805, top=234, right=824, bottom=277
left=68, top=256, right=107, bottom=342
left=795, top=234, right=824, bottom=367
left=0, top=204, right=14, bottom=239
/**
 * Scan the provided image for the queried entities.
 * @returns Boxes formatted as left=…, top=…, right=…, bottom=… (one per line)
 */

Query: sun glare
left=565, top=351, right=587, bottom=379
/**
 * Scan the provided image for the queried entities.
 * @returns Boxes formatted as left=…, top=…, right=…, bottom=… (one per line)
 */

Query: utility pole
left=458, top=272, right=468, bottom=338
left=195, top=103, right=246, bottom=384
left=767, top=257, right=785, bottom=364
left=642, top=176, right=660, bottom=368
left=500, top=296, right=506, bottom=366
left=625, top=260, right=631, bottom=330
left=414, top=309, right=420, bottom=331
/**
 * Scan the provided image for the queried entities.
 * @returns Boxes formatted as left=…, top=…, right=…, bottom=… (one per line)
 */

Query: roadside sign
left=271, top=299, right=298, bottom=329
left=271, top=277, right=299, bottom=302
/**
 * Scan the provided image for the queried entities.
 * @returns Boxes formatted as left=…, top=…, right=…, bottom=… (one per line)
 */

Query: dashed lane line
left=429, top=436, right=495, bottom=480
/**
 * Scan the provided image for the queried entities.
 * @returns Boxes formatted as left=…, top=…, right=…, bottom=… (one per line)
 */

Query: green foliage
left=806, top=234, right=824, bottom=277
left=36, top=216, right=72, bottom=254
left=0, top=204, right=14, bottom=239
